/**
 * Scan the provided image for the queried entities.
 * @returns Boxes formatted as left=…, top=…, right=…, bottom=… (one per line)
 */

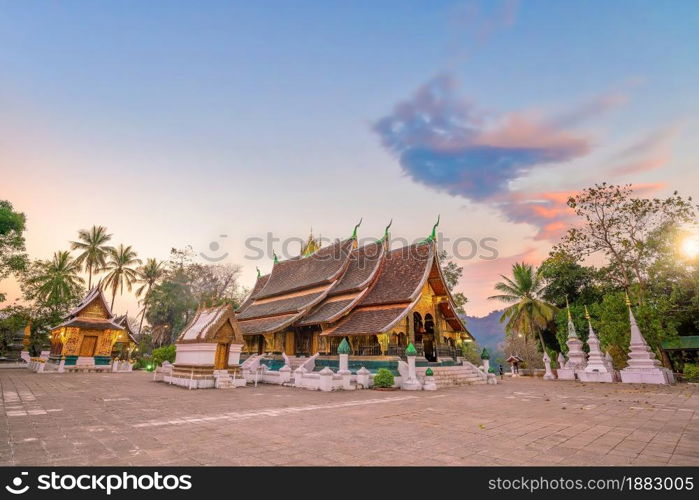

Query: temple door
left=79, top=336, right=98, bottom=357
left=214, top=343, right=230, bottom=370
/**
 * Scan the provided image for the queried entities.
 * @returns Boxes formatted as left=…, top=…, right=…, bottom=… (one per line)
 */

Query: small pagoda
left=169, top=304, right=245, bottom=389
left=46, top=287, right=126, bottom=372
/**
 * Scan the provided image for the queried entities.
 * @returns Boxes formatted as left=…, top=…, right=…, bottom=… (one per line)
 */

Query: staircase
left=425, top=364, right=486, bottom=387
left=214, top=370, right=234, bottom=389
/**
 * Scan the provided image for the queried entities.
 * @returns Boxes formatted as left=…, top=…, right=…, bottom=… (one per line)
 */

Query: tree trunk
left=88, top=265, right=93, bottom=289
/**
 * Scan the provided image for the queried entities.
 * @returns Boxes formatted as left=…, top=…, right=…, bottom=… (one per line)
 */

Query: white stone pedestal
left=423, top=375, right=437, bottom=391
left=401, top=355, right=422, bottom=390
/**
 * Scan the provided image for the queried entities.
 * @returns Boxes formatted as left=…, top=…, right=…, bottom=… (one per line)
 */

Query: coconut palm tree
left=70, top=225, right=113, bottom=288
left=488, top=262, right=557, bottom=349
left=134, top=258, right=166, bottom=336
left=28, top=251, right=85, bottom=307
left=101, top=244, right=141, bottom=310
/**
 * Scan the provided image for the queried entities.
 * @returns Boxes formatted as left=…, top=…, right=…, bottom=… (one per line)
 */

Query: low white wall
left=175, top=343, right=217, bottom=366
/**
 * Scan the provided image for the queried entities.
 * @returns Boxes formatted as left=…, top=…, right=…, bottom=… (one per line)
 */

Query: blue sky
left=1, top=1, right=698, bottom=315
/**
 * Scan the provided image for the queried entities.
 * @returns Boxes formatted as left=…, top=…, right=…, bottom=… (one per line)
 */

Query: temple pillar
left=311, top=332, right=319, bottom=355
left=284, top=331, right=295, bottom=355
left=407, top=314, right=414, bottom=344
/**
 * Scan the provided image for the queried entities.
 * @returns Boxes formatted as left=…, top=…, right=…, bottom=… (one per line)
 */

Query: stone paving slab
left=1, top=369, right=697, bottom=466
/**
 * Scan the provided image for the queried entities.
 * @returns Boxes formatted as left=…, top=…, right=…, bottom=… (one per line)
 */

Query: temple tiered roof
left=237, top=232, right=471, bottom=339
left=177, top=304, right=242, bottom=344
left=53, top=287, right=125, bottom=331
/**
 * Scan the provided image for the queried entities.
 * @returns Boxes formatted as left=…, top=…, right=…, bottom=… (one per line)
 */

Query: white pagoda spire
left=579, top=306, right=616, bottom=382
left=557, top=298, right=587, bottom=380
left=620, top=293, right=674, bottom=385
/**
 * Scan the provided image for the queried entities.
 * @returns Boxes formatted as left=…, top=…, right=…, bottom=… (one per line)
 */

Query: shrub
left=373, top=368, right=395, bottom=388
left=683, top=363, right=698, bottom=381
left=151, top=345, right=176, bottom=367
left=133, top=356, right=153, bottom=371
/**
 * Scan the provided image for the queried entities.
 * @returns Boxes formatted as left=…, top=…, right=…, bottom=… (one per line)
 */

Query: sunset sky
left=2, top=0, right=698, bottom=316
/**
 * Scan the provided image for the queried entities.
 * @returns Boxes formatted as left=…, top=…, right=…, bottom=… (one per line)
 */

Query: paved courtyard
left=1, top=369, right=697, bottom=466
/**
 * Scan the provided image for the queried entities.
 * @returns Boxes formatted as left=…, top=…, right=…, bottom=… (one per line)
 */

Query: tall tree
left=489, top=262, right=557, bottom=350
left=21, top=251, right=85, bottom=314
left=0, top=200, right=28, bottom=301
left=134, top=258, right=166, bottom=336
left=101, top=244, right=141, bottom=309
left=554, top=183, right=696, bottom=299
left=438, top=250, right=468, bottom=314
left=70, top=225, right=114, bottom=288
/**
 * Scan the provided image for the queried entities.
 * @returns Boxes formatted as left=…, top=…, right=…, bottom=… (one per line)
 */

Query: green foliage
left=21, top=252, right=85, bottom=318
left=539, top=251, right=601, bottom=307
left=145, top=247, right=245, bottom=345
left=0, top=200, right=28, bottom=300
left=70, top=225, right=113, bottom=289
left=683, top=364, right=699, bottom=381
left=439, top=251, right=468, bottom=314
left=0, top=305, right=30, bottom=357
left=489, top=262, right=557, bottom=351
left=151, top=344, right=176, bottom=366
left=373, top=368, right=395, bottom=388
left=555, top=183, right=696, bottom=290
left=101, top=244, right=141, bottom=309
left=133, top=356, right=153, bottom=371
left=460, top=341, right=482, bottom=365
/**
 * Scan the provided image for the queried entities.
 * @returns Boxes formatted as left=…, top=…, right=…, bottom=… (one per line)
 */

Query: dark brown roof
left=329, top=241, right=384, bottom=296
left=255, top=239, right=354, bottom=299
left=239, top=313, right=299, bottom=335
left=322, top=306, right=409, bottom=337
left=237, top=291, right=325, bottom=320
left=66, top=287, right=113, bottom=318
left=237, top=273, right=270, bottom=312
left=296, top=298, right=355, bottom=326
left=360, top=242, right=432, bottom=306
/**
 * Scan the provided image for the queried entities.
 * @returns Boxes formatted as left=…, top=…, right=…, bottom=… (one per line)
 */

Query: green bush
left=133, top=356, right=153, bottom=371
left=373, top=368, right=395, bottom=388
left=683, top=363, right=699, bottom=381
left=151, top=345, right=176, bottom=367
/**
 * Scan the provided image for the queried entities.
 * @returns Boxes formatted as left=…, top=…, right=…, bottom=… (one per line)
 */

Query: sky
left=1, top=0, right=698, bottom=316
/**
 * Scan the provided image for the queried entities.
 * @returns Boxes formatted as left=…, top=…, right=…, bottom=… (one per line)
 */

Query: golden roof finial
left=584, top=305, right=591, bottom=320
left=566, top=296, right=572, bottom=321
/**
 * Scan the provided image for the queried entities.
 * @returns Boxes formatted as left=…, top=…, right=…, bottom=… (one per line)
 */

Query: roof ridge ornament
left=380, top=218, right=393, bottom=242
left=273, top=252, right=279, bottom=265
left=351, top=218, right=363, bottom=240
left=256, top=266, right=261, bottom=278
left=423, top=215, right=440, bottom=243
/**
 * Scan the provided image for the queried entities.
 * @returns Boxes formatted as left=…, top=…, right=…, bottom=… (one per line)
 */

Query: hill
left=462, top=309, right=505, bottom=352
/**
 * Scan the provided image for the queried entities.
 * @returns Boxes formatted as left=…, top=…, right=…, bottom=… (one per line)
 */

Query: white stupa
left=620, top=294, right=674, bottom=385
left=578, top=306, right=616, bottom=383
left=557, top=300, right=587, bottom=380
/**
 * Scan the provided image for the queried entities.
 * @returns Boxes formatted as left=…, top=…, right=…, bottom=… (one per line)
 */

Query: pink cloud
left=610, top=126, right=679, bottom=176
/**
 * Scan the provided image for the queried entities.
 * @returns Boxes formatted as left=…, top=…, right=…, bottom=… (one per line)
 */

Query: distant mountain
left=462, top=309, right=505, bottom=352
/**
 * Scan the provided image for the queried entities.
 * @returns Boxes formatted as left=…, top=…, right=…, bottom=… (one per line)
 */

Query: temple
left=42, top=288, right=129, bottom=372
left=236, top=221, right=474, bottom=373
